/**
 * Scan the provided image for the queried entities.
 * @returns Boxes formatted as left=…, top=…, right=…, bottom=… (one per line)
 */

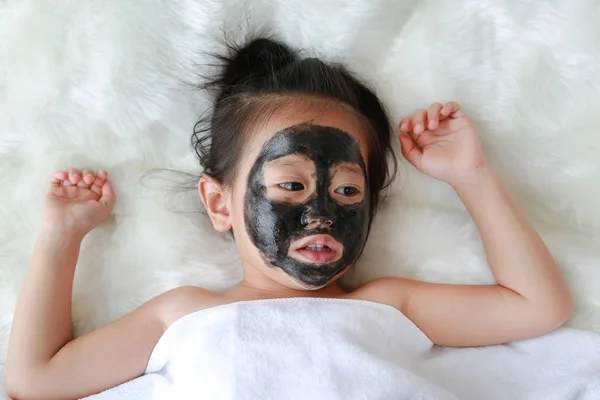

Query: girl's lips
left=289, top=235, right=343, bottom=264
left=294, top=248, right=340, bottom=263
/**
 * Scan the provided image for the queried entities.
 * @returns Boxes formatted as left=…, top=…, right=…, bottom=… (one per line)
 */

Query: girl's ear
left=198, top=175, right=232, bottom=232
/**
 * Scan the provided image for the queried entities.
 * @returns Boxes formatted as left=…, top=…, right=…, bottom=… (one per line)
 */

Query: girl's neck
left=224, top=274, right=347, bottom=302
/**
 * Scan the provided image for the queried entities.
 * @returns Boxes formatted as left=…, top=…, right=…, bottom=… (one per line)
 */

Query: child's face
left=208, top=103, right=372, bottom=290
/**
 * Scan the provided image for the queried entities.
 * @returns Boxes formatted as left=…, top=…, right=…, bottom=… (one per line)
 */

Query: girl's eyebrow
left=330, top=164, right=363, bottom=178
left=271, top=160, right=303, bottom=168
left=268, top=156, right=313, bottom=169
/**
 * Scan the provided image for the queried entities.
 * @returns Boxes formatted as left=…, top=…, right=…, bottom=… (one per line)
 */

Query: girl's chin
left=281, top=267, right=351, bottom=292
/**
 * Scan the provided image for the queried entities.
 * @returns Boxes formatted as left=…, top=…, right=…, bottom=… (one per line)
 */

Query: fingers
left=100, top=178, right=116, bottom=207
left=440, top=101, right=465, bottom=119
left=400, top=101, right=465, bottom=134
left=88, top=169, right=115, bottom=207
left=400, top=103, right=443, bottom=136
left=90, top=175, right=104, bottom=196
left=75, top=169, right=94, bottom=189
left=50, top=171, right=68, bottom=187
left=90, top=170, right=108, bottom=196
left=398, top=102, right=449, bottom=158
left=49, top=169, right=112, bottom=199
left=60, top=169, right=95, bottom=188
left=426, top=103, right=443, bottom=130
left=412, top=110, right=427, bottom=134
left=78, top=169, right=95, bottom=186
left=66, top=169, right=82, bottom=186
left=399, top=119, right=412, bottom=133
left=399, top=134, right=422, bottom=168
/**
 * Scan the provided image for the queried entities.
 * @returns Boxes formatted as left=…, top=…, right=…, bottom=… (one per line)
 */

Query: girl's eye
left=334, top=186, right=359, bottom=196
left=278, top=182, right=305, bottom=191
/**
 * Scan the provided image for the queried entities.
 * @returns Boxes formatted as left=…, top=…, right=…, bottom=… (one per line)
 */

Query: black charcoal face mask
left=243, top=125, right=370, bottom=288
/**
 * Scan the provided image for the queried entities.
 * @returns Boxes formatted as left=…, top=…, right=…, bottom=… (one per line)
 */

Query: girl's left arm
left=362, top=165, right=572, bottom=347
left=359, top=102, right=573, bottom=347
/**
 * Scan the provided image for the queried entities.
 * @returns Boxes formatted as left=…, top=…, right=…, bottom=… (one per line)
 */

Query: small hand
left=399, top=102, right=488, bottom=187
left=42, top=169, right=116, bottom=237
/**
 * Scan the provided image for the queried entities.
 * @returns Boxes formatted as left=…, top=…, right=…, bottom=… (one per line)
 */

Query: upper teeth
left=306, top=244, right=328, bottom=251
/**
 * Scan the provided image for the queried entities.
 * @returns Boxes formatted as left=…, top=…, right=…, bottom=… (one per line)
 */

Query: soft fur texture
left=1, top=0, right=599, bottom=363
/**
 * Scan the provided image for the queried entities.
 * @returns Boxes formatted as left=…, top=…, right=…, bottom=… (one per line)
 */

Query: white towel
left=2, top=298, right=600, bottom=399
left=88, top=297, right=456, bottom=400
left=82, top=298, right=600, bottom=400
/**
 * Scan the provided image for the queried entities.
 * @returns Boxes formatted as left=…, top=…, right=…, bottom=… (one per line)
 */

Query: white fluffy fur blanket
left=1, top=0, right=599, bottom=364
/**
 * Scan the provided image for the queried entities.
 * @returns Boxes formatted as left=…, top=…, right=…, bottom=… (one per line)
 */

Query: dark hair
left=192, top=37, right=397, bottom=220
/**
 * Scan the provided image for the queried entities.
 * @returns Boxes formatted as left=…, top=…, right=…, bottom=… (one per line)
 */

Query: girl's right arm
left=6, top=232, right=166, bottom=399
left=5, top=169, right=196, bottom=400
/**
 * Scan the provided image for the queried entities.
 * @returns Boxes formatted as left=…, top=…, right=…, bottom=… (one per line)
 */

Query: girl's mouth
left=289, top=235, right=343, bottom=264
left=303, top=244, right=334, bottom=252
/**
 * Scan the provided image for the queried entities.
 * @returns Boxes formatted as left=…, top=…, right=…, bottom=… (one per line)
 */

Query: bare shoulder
left=348, top=277, right=415, bottom=312
left=154, top=285, right=225, bottom=327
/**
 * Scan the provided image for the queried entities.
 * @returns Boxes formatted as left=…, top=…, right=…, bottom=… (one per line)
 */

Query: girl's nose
left=301, top=213, right=334, bottom=230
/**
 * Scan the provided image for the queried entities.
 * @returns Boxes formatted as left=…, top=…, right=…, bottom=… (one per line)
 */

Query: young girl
left=5, top=38, right=573, bottom=399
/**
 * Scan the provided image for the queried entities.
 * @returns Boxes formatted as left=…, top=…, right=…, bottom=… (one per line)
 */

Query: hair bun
left=211, top=38, right=297, bottom=100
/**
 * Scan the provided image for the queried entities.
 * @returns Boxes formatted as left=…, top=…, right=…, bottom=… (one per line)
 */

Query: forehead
left=257, top=126, right=364, bottom=166
left=243, top=100, right=370, bottom=167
